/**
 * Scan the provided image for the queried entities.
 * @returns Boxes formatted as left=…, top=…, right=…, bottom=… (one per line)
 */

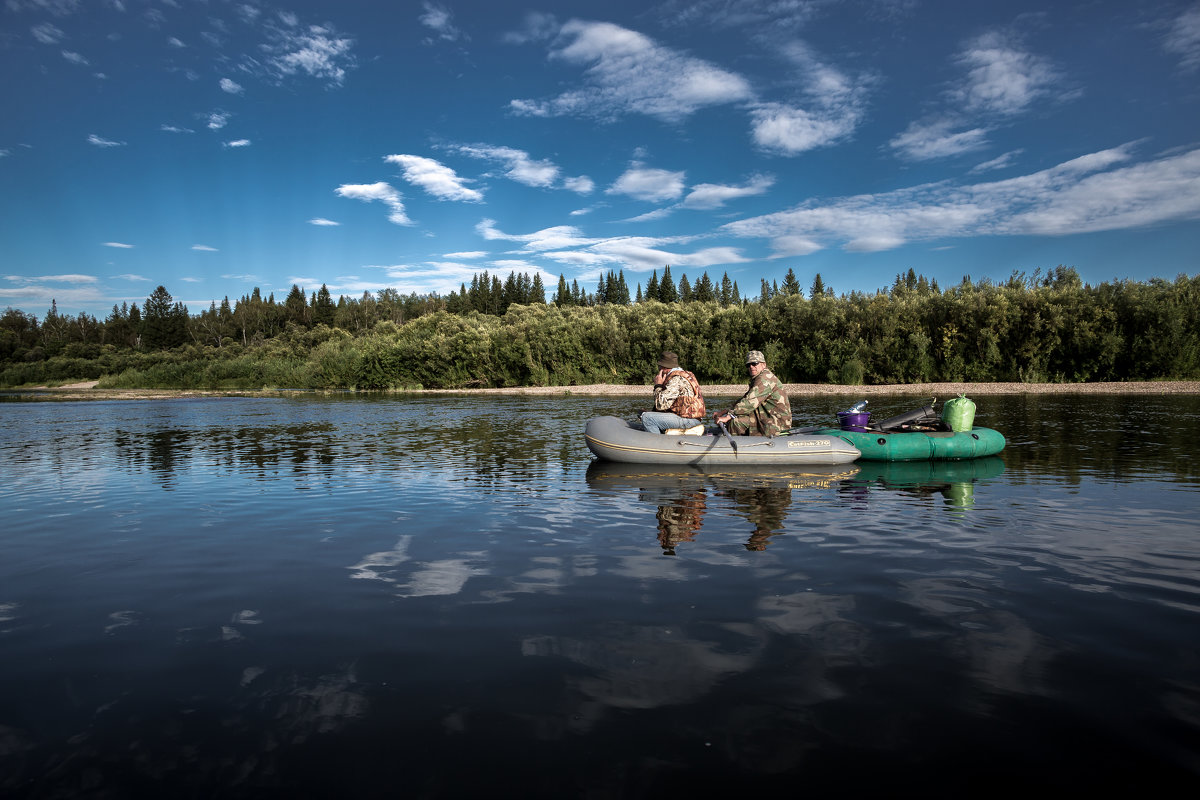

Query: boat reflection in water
left=585, top=461, right=860, bottom=553
left=843, top=456, right=1006, bottom=509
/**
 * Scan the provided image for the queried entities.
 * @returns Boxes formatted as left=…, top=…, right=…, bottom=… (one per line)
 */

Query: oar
left=716, top=419, right=737, bottom=452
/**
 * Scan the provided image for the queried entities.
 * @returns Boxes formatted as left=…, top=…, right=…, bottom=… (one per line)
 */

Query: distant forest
left=2, top=266, right=1197, bottom=389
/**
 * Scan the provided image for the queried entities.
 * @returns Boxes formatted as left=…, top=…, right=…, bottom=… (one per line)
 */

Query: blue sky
left=2, top=0, right=1199, bottom=318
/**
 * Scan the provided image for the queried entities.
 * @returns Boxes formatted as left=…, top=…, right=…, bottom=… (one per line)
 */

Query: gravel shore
left=12, top=379, right=1200, bottom=400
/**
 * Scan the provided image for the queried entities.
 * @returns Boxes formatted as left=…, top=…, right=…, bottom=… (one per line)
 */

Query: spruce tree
left=659, top=266, right=678, bottom=303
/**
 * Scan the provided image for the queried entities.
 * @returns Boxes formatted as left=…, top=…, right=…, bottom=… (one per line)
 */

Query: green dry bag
left=941, top=394, right=976, bottom=432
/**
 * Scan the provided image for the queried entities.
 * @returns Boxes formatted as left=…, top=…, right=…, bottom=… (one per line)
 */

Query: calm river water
left=1, top=392, right=1198, bottom=797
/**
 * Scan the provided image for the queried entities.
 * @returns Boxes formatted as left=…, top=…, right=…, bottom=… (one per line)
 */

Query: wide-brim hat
left=745, top=350, right=765, bottom=365
left=658, top=351, right=680, bottom=369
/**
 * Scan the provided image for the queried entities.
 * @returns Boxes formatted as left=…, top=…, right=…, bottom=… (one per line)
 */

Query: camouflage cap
left=745, top=350, right=765, bottom=365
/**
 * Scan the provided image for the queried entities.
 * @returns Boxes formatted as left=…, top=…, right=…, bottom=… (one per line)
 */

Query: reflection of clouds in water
left=757, top=591, right=856, bottom=635
left=232, top=609, right=262, bottom=625
left=104, top=610, right=141, bottom=634
left=241, top=666, right=266, bottom=687
left=399, top=559, right=489, bottom=598
left=348, top=535, right=413, bottom=580
left=901, top=577, right=1052, bottom=700
left=522, top=623, right=767, bottom=724
left=0, top=602, right=17, bottom=623
left=348, top=536, right=490, bottom=597
left=477, top=555, right=601, bottom=604
left=268, top=665, right=367, bottom=740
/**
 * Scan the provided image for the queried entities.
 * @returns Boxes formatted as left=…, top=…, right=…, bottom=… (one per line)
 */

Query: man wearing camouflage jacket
left=714, top=350, right=792, bottom=437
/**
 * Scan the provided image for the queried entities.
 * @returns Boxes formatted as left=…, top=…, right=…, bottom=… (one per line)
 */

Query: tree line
left=1, top=266, right=1197, bottom=389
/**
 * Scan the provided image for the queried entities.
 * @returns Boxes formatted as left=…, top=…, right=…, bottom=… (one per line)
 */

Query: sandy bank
left=8, top=380, right=1199, bottom=401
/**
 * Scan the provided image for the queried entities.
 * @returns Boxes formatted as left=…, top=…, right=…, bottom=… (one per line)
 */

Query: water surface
left=1, top=393, right=1198, bottom=797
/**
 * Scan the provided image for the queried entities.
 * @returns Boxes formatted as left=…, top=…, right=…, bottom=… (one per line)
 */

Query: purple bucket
left=837, top=411, right=871, bottom=432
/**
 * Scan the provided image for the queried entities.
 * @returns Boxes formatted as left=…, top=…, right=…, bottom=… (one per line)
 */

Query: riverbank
left=8, top=379, right=1200, bottom=401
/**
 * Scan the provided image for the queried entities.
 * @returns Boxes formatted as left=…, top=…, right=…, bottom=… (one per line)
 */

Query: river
left=1, top=392, right=1197, bottom=797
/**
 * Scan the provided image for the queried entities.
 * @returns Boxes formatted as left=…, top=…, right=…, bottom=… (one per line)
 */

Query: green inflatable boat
left=815, top=426, right=1006, bottom=461
left=813, top=398, right=1006, bottom=462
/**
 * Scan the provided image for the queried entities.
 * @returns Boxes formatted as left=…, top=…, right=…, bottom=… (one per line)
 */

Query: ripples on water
left=0, top=392, right=1198, bottom=796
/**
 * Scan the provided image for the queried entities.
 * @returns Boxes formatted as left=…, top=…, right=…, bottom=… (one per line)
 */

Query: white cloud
left=219, top=78, right=244, bottom=94
left=970, top=149, right=1024, bottom=174
left=723, top=144, right=1200, bottom=254
left=161, top=124, right=194, bottom=133
left=335, top=182, right=412, bottom=225
left=263, top=23, right=355, bottom=86
left=476, top=219, right=745, bottom=272
left=31, top=23, right=64, bottom=44
left=1164, top=4, right=1200, bottom=72
left=5, top=0, right=80, bottom=15
left=4, top=273, right=97, bottom=284
left=114, top=273, right=147, bottom=281
left=309, top=218, right=341, bottom=226
left=511, top=19, right=752, bottom=122
left=223, top=139, right=252, bottom=148
left=419, top=2, right=464, bottom=43
left=748, top=40, right=870, bottom=155
left=953, top=32, right=1063, bottom=116
left=167, top=36, right=185, bottom=48
left=103, top=241, right=134, bottom=248
left=61, top=50, right=89, bottom=65
left=476, top=219, right=597, bottom=251
left=206, top=112, right=229, bottom=130
left=385, top=154, right=483, bottom=202
left=452, top=144, right=558, bottom=188
left=682, top=174, right=774, bottom=209
left=607, top=165, right=686, bottom=203
left=191, top=244, right=218, bottom=251
left=444, top=251, right=487, bottom=259
left=563, top=175, right=595, bottom=194
left=890, top=119, right=989, bottom=161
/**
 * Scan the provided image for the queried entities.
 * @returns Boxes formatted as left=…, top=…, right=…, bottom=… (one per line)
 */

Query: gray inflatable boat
left=584, top=416, right=861, bottom=466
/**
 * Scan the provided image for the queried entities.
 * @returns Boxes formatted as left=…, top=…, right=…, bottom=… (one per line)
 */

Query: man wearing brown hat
left=714, top=350, right=792, bottom=437
left=640, top=350, right=706, bottom=434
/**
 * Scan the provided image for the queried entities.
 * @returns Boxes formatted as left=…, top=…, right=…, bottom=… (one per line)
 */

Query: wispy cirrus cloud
left=308, top=218, right=340, bottom=226
left=449, top=143, right=596, bottom=195
left=682, top=174, right=775, bottom=209
left=724, top=144, right=1200, bottom=255
left=890, top=119, right=990, bottom=161
left=335, top=182, right=412, bottom=225
left=476, top=218, right=746, bottom=272
left=891, top=30, right=1070, bottom=162
left=510, top=19, right=752, bottom=123
left=103, top=241, right=134, bottom=248
left=219, top=78, right=244, bottom=94
left=419, top=1, right=465, bottom=43
left=750, top=40, right=872, bottom=155
left=385, top=154, right=483, bottom=202
left=88, top=134, right=124, bottom=148
left=223, top=139, right=251, bottom=148
left=31, top=23, right=64, bottom=44
left=191, top=244, right=218, bottom=251
left=4, top=273, right=97, bottom=284
left=1164, top=4, right=1200, bottom=72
